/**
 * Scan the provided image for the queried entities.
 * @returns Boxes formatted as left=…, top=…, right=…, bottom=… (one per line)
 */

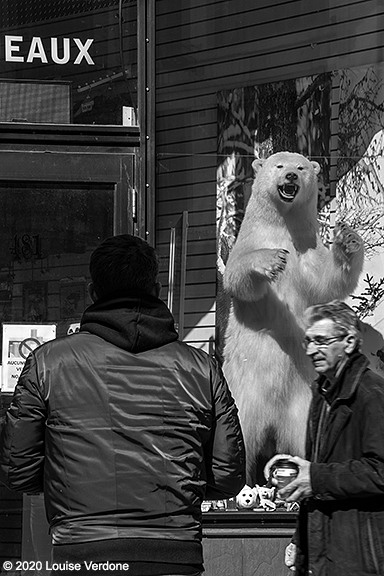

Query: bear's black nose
left=285, top=172, right=298, bottom=181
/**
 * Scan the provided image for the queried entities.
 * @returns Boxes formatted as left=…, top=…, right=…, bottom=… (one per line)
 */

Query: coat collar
left=311, top=352, right=370, bottom=461
left=315, top=351, right=369, bottom=406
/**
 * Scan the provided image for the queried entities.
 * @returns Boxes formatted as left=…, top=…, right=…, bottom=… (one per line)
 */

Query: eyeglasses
left=302, top=335, right=346, bottom=349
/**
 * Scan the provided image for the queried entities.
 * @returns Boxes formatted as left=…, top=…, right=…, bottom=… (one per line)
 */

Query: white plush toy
left=235, top=485, right=259, bottom=510
left=256, top=484, right=276, bottom=511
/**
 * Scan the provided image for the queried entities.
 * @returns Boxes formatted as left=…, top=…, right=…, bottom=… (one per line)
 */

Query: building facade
left=1, top=1, right=384, bottom=574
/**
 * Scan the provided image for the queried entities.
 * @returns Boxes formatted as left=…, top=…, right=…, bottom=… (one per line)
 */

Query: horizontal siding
left=157, top=3, right=381, bottom=64
left=156, top=0, right=384, bottom=97
left=157, top=209, right=213, bottom=232
left=155, top=0, right=367, bottom=28
left=184, top=298, right=216, bottom=315
left=156, top=180, right=216, bottom=203
left=157, top=194, right=215, bottom=216
left=157, top=1, right=380, bottom=46
left=157, top=237, right=216, bottom=256
left=157, top=130, right=215, bottom=151
left=155, top=167, right=216, bottom=189
left=157, top=93, right=217, bottom=116
left=157, top=223, right=215, bottom=244
left=156, top=108, right=214, bottom=132
left=157, top=41, right=384, bottom=96
left=157, top=151, right=216, bottom=174
left=155, top=0, right=384, bottom=347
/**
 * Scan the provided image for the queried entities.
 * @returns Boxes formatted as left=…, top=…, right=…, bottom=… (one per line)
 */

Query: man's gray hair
left=304, top=300, right=362, bottom=345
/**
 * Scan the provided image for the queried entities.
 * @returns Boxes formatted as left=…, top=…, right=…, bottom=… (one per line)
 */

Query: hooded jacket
left=0, top=294, right=245, bottom=569
left=295, top=351, right=384, bottom=576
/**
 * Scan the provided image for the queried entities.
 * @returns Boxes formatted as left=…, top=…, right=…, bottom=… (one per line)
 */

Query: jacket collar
left=316, top=351, right=369, bottom=406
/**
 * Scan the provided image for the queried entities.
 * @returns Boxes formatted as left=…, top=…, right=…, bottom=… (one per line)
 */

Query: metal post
left=137, top=0, right=156, bottom=246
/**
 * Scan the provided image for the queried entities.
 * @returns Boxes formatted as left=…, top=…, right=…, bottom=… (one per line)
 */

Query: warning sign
left=2, top=324, right=56, bottom=392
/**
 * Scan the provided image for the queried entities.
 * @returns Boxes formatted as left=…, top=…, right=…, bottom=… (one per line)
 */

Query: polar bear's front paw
left=333, top=222, right=364, bottom=257
left=263, top=249, right=289, bottom=282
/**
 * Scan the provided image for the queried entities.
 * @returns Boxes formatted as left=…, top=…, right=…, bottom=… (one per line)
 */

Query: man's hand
left=278, top=456, right=313, bottom=502
left=285, top=542, right=296, bottom=571
left=263, top=453, right=293, bottom=482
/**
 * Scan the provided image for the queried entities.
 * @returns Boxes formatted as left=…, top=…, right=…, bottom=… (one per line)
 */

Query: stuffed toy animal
left=235, top=485, right=259, bottom=510
left=256, top=484, right=277, bottom=511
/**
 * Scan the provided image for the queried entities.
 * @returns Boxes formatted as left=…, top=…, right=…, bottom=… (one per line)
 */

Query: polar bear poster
left=222, top=152, right=364, bottom=483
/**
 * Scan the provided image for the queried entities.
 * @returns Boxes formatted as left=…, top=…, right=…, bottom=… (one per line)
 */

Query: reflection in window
left=0, top=0, right=138, bottom=126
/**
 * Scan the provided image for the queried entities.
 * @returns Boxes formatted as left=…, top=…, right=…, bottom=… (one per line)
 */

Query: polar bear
left=222, top=151, right=364, bottom=483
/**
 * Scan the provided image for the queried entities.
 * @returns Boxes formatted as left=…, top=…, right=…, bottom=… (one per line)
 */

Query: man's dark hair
left=89, top=234, right=159, bottom=299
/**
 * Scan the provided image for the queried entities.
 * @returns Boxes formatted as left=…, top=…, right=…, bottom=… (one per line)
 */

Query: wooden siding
left=155, top=0, right=384, bottom=350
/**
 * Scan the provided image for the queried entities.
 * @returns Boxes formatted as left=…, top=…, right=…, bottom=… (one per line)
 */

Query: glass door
left=0, top=148, right=136, bottom=568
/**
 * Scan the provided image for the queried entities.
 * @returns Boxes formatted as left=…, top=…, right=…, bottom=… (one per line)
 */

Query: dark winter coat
left=0, top=294, right=245, bottom=561
left=295, top=351, right=384, bottom=576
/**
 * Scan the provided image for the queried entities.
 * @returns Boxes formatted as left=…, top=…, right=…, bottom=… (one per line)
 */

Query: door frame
left=0, top=123, right=142, bottom=237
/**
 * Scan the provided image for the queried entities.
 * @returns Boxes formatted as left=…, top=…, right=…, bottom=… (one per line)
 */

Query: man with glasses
left=276, top=300, right=384, bottom=575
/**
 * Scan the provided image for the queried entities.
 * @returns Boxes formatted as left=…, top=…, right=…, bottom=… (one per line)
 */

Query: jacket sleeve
left=204, top=357, right=246, bottom=500
left=0, top=353, right=46, bottom=493
left=310, top=377, right=384, bottom=500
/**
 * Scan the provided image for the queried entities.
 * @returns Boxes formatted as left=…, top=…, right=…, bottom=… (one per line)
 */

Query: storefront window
left=0, top=183, right=114, bottom=363
left=0, top=0, right=137, bottom=126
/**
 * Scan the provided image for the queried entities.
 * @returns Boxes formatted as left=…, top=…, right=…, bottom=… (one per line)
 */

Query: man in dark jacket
left=276, top=300, right=384, bottom=576
left=0, top=234, right=246, bottom=576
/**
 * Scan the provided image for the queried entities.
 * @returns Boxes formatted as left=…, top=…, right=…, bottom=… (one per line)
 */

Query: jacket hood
left=79, top=292, right=178, bottom=353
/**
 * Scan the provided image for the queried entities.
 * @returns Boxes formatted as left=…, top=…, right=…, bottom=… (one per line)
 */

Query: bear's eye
left=276, top=164, right=283, bottom=169
left=297, top=166, right=304, bottom=171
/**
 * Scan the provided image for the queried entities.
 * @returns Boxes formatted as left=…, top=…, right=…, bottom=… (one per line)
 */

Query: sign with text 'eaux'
left=2, top=323, right=56, bottom=392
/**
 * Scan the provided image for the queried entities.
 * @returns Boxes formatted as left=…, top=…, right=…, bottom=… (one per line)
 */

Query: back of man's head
left=89, top=234, right=159, bottom=299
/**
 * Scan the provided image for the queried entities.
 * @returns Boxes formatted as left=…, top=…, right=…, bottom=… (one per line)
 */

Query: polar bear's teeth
left=278, top=184, right=299, bottom=201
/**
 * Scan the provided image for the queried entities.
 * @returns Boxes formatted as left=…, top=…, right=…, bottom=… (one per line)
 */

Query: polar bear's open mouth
left=278, top=184, right=299, bottom=202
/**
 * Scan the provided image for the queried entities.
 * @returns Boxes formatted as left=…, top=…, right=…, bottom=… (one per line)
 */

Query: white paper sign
left=2, top=323, right=56, bottom=392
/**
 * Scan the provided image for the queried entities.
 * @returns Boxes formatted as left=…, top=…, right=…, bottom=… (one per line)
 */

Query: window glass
left=0, top=0, right=137, bottom=126
left=0, top=183, right=114, bottom=348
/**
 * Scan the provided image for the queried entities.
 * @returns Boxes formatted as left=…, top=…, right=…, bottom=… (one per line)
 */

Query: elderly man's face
left=303, top=318, right=352, bottom=378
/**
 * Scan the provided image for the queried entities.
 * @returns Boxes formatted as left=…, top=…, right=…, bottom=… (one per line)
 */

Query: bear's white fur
left=223, top=151, right=364, bottom=483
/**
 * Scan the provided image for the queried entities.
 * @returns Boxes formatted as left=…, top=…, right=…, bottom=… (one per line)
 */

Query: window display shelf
left=202, top=511, right=296, bottom=576
left=203, top=509, right=296, bottom=535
